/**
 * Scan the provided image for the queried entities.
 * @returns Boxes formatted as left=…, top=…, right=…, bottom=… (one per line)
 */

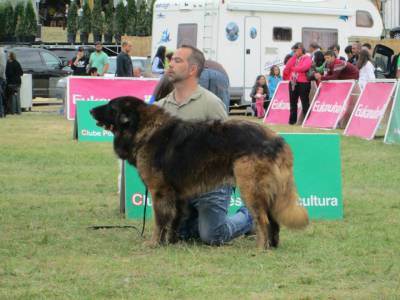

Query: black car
left=5, top=46, right=71, bottom=98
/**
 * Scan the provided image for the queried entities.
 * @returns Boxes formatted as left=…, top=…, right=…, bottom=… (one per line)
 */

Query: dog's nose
left=89, top=108, right=94, bottom=115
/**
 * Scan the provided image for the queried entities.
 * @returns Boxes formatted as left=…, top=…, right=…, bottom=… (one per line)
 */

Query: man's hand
left=314, top=73, right=322, bottom=80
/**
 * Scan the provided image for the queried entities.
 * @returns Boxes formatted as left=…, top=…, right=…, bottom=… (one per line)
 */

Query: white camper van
left=152, top=0, right=383, bottom=104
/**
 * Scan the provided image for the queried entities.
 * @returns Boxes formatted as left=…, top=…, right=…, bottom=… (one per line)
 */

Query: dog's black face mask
left=90, top=96, right=143, bottom=161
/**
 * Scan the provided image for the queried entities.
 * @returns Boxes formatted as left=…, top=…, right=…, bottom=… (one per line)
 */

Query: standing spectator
left=308, top=42, right=321, bottom=61
left=314, top=50, right=359, bottom=81
left=89, top=41, right=109, bottom=76
left=199, top=60, right=230, bottom=113
left=307, top=51, right=325, bottom=85
left=284, top=42, right=312, bottom=125
left=328, top=44, right=346, bottom=61
left=357, top=49, right=375, bottom=90
left=254, top=86, right=266, bottom=118
left=345, top=45, right=354, bottom=62
left=0, top=47, right=6, bottom=118
left=268, top=65, right=282, bottom=97
left=71, top=47, right=89, bottom=76
left=152, top=46, right=166, bottom=75
left=5, top=52, right=23, bottom=115
left=350, top=42, right=361, bottom=65
left=116, top=41, right=133, bottom=77
left=282, top=53, right=293, bottom=80
left=362, top=43, right=373, bottom=55
left=250, top=75, right=269, bottom=116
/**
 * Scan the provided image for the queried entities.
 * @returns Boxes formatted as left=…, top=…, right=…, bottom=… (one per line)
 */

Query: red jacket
left=322, top=59, right=359, bottom=80
left=283, top=54, right=312, bottom=83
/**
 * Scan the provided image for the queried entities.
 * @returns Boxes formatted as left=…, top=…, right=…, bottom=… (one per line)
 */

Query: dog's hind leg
left=234, top=157, right=274, bottom=249
left=267, top=211, right=280, bottom=248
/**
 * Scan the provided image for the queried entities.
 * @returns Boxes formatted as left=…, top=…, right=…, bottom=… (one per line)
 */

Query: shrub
left=103, top=0, right=114, bottom=35
left=92, top=0, right=103, bottom=36
left=126, top=0, right=137, bottom=36
left=67, top=1, right=78, bottom=35
left=25, top=0, right=38, bottom=37
left=114, top=0, right=126, bottom=36
left=79, top=0, right=92, bottom=34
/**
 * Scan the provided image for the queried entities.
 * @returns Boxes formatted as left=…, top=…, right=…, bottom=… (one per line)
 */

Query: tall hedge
left=25, top=0, right=38, bottom=37
left=136, top=1, right=148, bottom=37
left=4, top=2, right=14, bottom=37
left=67, top=1, right=78, bottom=35
left=126, top=0, right=137, bottom=36
left=103, top=0, right=114, bottom=35
left=92, top=0, right=104, bottom=36
left=114, top=1, right=126, bottom=36
left=79, top=0, right=92, bottom=34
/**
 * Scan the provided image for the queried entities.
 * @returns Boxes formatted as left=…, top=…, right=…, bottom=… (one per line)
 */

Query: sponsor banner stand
left=384, top=81, right=400, bottom=144
left=302, top=80, right=356, bottom=129
left=124, top=133, right=343, bottom=220
left=344, top=80, right=397, bottom=140
left=67, top=76, right=159, bottom=120
left=263, top=81, right=304, bottom=125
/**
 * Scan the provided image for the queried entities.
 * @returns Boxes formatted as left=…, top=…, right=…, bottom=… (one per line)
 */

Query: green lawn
left=0, top=111, right=399, bottom=300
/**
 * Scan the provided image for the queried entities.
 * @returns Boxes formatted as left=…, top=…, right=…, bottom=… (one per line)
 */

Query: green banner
left=76, top=101, right=114, bottom=142
left=384, top=87, right=400, bottom=144
left=124, top=133, right=343, bottom=220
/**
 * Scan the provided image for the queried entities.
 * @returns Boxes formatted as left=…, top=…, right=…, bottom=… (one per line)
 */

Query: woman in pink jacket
left=283, top=42, right=312, bottom=125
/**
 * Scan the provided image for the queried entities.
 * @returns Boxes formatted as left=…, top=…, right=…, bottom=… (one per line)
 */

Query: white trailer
left=152, top=0, right=383, bottom=104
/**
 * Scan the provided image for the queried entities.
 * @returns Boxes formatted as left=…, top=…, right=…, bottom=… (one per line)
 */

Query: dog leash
left=88, top=186, right=149, bottom=238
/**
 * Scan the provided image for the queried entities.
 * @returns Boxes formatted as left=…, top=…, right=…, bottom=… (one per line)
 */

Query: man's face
left=133, top=68, right=141, bottom=77
left=324, top=55, right=335, bottom=65
left=123, top=43, right=132, bottom=53
left=95, top=44, right=102, bottom=52
left=167, top=48, right=195, bottom=83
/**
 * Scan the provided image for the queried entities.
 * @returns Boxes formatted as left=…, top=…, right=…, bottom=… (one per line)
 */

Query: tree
left=14, top=2, right=25, bottom=40
left=136, top=1, right=148, bottom=37
left=25, top=0, right=38, bottom=38
left=126, top=0, right=137, bottom=36
left=91, top=0, right=104, bottom=39
left=4, top=2, right=14, bottom=39
left=79, top=0, right=92, bottom=34
left=147, top=0, right=156, bottom=36
left=67, top=1, right=78, bottom=35
left=114, top=1, right=127, bottom=40
left=103, top=0, right=114, bottom=36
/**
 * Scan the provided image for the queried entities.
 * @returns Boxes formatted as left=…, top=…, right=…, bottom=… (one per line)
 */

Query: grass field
left=1, top=108, right=400, bottom=299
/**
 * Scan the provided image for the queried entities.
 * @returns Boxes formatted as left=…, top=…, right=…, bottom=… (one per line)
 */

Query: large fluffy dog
left=91, top=96, right=309, bottom=249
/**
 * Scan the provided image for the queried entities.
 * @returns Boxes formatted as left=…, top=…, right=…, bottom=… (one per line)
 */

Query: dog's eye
left=120, top=114, right=130, bottom=124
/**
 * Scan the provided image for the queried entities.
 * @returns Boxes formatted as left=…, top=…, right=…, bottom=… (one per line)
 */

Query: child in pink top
left=255, top=86, right=265, bottom=118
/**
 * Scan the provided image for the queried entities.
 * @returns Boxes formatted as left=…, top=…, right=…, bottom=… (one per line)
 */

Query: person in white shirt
left=357, top=49, right=375, bottom=90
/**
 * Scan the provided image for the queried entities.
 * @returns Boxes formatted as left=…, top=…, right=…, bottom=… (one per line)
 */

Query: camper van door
left=244, top=16, right=261, bottom=102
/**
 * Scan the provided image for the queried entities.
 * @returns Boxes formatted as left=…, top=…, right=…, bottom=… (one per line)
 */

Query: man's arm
left=102, top=54, right=109, bottom=75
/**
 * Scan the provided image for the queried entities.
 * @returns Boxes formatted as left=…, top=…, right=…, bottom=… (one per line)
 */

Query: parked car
left=42, top=45, right=95, bottom=67
left=4, top=46, right=72, bottom=98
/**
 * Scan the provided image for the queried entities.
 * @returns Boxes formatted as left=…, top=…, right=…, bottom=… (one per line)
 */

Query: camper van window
left=302, top=28, right=338, bottom=51
left=177, top=24, right=198, bottom=48
left=273, top=28, right=292, bottom=41
left=356, top=11, right=373, bottom=28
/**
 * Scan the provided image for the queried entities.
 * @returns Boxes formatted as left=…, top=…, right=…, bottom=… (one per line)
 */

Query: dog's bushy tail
left=274, top=194, right=309, bottom=229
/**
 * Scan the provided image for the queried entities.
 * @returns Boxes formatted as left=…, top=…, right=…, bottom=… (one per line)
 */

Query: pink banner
left=344, top=81, right=396, bottom=140
left=303, top=81, right=354, bottom=129
left=264, top=82, right=293, bottom=124
left=67, top=77, right=159, bottom=120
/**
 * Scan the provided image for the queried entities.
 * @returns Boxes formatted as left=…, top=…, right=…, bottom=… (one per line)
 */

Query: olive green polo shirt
left=157, top=85, right=228, bottom=121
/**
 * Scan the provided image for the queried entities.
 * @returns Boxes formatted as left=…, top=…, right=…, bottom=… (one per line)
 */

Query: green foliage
left=103, top=0, right=114, bottom=35
left=0, top=4, right=6, bottom=40
left=79, top=0, right=92, bottom=34
left=67, top=1, right=78, bottom=35
left=4, top=2, right=14, bottom=36
left=14, top=2, right=25, bottom=38
left=25, top=0, right=38, bottom=37
left=126, top=0, right=137, bottom=36
left=114, top=1, right=126, bottom=36
left=91, top=0, right=104, bottom=36
left=136, top=1, right=148, bottom=37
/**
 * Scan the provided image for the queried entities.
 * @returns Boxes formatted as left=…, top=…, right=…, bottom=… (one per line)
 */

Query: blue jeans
left=179, top=186, right=253, bottom=245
